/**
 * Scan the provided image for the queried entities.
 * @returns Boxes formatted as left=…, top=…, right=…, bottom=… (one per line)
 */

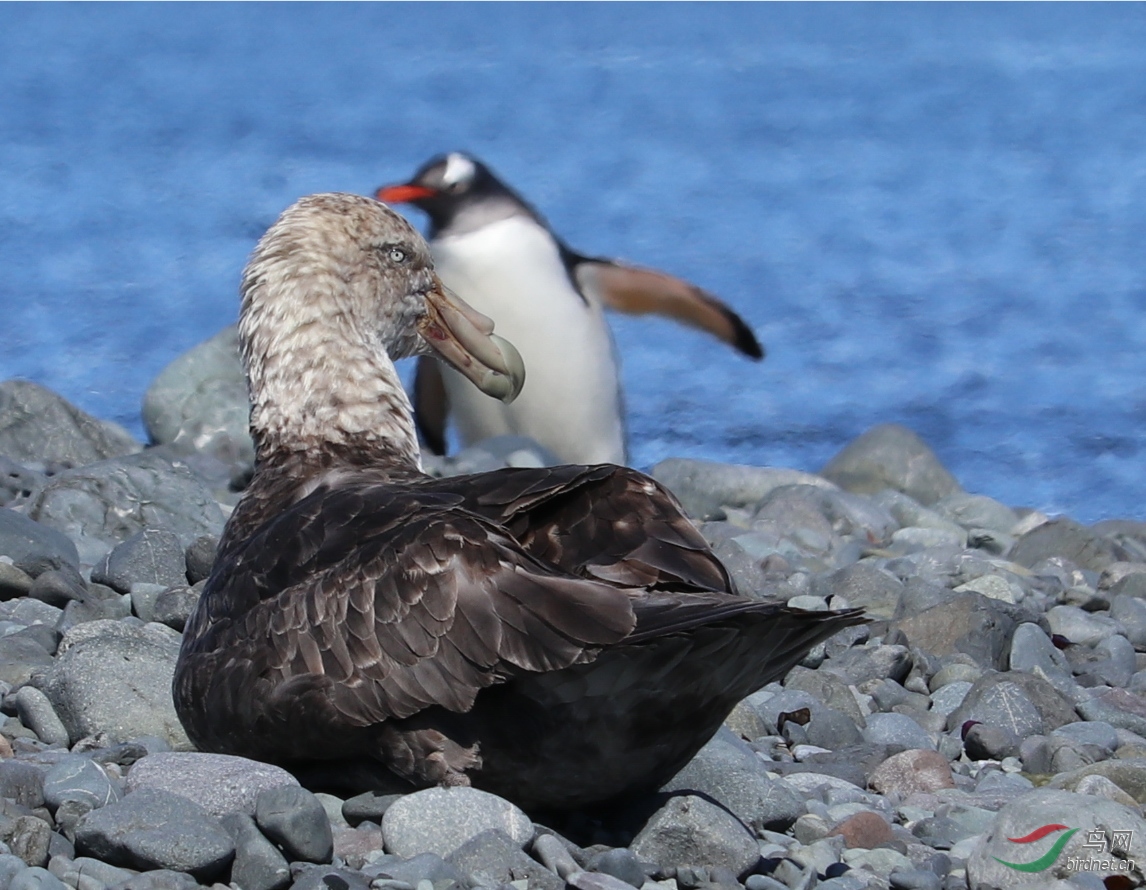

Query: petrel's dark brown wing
left=179, top=482, right=637, bottom=749
left=422, top=463, right=734, bottom=594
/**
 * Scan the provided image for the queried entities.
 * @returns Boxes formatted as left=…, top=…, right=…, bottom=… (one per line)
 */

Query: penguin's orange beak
left=376, top=184, right=436, bottom=204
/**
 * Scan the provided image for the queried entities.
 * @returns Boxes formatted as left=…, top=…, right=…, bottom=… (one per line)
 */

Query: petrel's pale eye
left=388, top=247, right=409, bottom=264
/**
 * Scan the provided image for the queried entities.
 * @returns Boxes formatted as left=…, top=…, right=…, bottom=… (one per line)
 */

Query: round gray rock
left=0, top=379, right=139, bottom=469
left=629, top=794, right=759, bottom=878
left=0, top=509, right=80, bottom=578
left=819, top=423, right=960, bottom=506
left=381, top=787, right=533, bottom=859
left=126, top=752, right=298, bottom=818
left=73, top=786, right=234, bottom=881
left=221, top=812, right=291, bottom=890
left=142, top=325, right=254, bottom=471
left=31, top=620, right=191, bottom=748
left=91, top=529, right=187, bottom=593
left=967, top=788, right=1146, bottom=888
left=43, top=757, right=121, bottom=811
left=254, top=785, right=333, bottom=864
left=948, top=679, right=1046, bottom=738
left=662, top=729, right=805, bottom=832
left=25, top=451, right=225, bottom=567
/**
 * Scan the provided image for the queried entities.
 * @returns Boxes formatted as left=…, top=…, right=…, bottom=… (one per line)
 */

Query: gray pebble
left=108, top=869, right=201, bottom=889
left=56, top=584, right=132, bottom=634
left=42, top=757, right=120, bottom=812
left=962, top=723, right=1019, bottom=761
left=928, top=681, right=972, bottom=718
left=363, top=851, right=469, bottom=888
left=569, top=872, right=643, bottom=890
left=126, top=751, right=297, bottom=819
left=142, top=325, right=254, bottom=483
left=1010, top=517, right=1126, bottom=572
left=128, top=583, right=167, bottom=623
left=0, top=457, right=46, bottom=509
left=862, top=713, right=934, bottom=750
left=25, top=451, right=225, bottom=568
left=183, top=535, right=219, bottom=585
left=825, top=644, right=911, bottom=686
left=532, top=833, right=580, bottom=879
left=221, top=812, right=291, bottom=890
left=0, top=636, right=56, bottom=689
left=743, top=877, right=786, bottom=890
left=381, top=787, right=532, bottom=859
left=31, top=620, right=190, bottom=749
left=255, top=785, right=333, bottom=864
left=663, top=729, right=805, bottom=832
left=446, top=829, right=562, bottom=890
left=26, top=569, right=86, bottom=609
left=90, top=529, right=186, bottom=594
left=1110, top=594, right=1146, bottom=646
left=819, top=424, right=961, bottom=506
left=629, top=795, right=759, bottom=878
left=651, top=459, right=836, bottom=521
left=1051, top=721, right=1119, bottom=755
left=587, top=849, right=647, bottom=888
left=889, top=870, right=942, bottom=890
left=0, top=761, right=46, bottom=810
left=287, top=864, right=372, bottom=890
left=933, top=493, right=1018, bottom=535
left=50, top=856, right=136, bottom=889
left=811, top=564, right=904, bottom=621
left=1008, top=622, right=1070, bottom=676
left=150, top=584, right=201, bottom=632
left=9, top=866, right=68, bottom=890
left=14, top=687, right=69, bottom=747
left=1045, top=604, right=1123, bottom=646
left=1087, top=634, right=1137, bottom=687
left=341, top=791, right=404, bottom=828
left=0, top=380, right=139, bottom=471
left=949, top=675, right=1054, bottom=737
left=1077, top=689, right=1146, bottom=736
left=891, top=592, right=1018, bottom=670
left=73, top=786, right=234, bottom=880
left=3, top=813, right=51, bottom=868
left=0, top=510, right=80, bottom=580
left=0, top=563, right=34, bottom=601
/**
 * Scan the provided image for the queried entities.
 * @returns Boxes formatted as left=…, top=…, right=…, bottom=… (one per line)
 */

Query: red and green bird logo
left=993, top=824, right=1078, bottom=872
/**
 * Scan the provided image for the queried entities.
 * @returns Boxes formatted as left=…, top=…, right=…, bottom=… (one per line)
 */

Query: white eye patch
left=442, top=153, right=476, bottom=188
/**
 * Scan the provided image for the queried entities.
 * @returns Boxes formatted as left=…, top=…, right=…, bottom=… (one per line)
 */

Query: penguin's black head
left=376, top=152, right=543, bottom=238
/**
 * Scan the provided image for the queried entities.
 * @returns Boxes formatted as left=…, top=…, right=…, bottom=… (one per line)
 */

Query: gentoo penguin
left=377, top=152, right=763, bottom=465
left=173, top=192, right=864, bottom=809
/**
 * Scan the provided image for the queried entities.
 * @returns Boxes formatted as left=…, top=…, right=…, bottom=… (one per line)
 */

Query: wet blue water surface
left=2, top=4, right=1146, bottom=522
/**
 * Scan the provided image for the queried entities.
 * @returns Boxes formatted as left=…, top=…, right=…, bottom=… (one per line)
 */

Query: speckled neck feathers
left=239, top=194, right=433, bottom=473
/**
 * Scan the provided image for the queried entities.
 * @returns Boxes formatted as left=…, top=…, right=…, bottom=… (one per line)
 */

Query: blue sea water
left=2, top=3, right=1145, bottom=522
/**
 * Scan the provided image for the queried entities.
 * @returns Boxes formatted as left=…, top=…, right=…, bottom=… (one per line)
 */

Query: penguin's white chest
left=432, top=217, right=625, bottom=464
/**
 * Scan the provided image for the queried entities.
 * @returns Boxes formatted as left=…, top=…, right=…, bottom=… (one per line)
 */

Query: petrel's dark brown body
left=172, top=194, right=863, bottom=811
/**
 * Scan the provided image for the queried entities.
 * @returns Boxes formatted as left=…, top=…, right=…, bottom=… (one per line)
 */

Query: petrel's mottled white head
left=238, top=193, right=524, bottom=465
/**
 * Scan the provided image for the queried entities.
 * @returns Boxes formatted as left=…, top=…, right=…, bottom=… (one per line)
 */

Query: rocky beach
left=0, top=342, right=1144, bottom=890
